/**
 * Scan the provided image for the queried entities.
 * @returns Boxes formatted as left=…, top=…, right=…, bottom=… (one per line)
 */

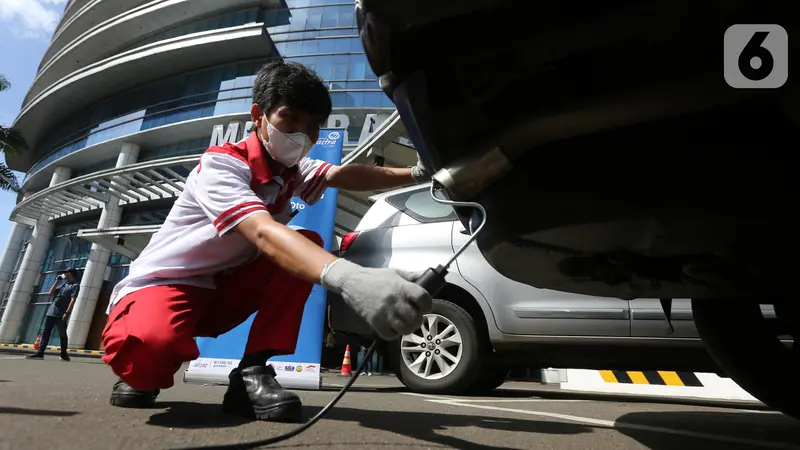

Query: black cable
left=173, top=340, right=379, bottom=450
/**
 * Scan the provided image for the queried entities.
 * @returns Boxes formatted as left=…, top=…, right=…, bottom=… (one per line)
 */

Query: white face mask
left=258, top=119, right=313, bottom=168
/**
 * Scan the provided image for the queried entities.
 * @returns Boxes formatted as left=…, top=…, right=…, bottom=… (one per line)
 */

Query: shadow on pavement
left=615, top=410, right=800, bottom=449
left=147, top=402, right=251, bottom=429
left=267, top=443, right=453, bottom=449
left=147, top=404, right=591, bottom=450
left=0, top=406, right=79, bottom=417
left=320, top=385, right=407, bottom=394
left=485, top=386, right=773, bottom=412
left=301, top=405, right=592, bottom=450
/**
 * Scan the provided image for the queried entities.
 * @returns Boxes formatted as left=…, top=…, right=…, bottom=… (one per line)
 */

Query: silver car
left=329, top=183, right=775, bottom=395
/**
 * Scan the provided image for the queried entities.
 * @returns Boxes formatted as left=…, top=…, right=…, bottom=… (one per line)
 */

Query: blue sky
left=0, top=0, right=67, bottom=246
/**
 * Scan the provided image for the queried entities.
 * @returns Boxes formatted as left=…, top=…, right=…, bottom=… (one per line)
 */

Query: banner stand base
left=183, top=358, right=322, bottom=391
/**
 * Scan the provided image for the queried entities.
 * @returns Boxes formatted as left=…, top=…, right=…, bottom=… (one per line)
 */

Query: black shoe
left=109, top=379, right=160, bottom=408
left=60, top=354, right=70, bottom=362
left=222, top=365, right=303, bottom=422
left=25, top=353, right=44, bottom=360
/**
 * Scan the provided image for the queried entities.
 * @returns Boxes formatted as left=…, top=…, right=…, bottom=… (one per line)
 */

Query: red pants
left=101, top=229, right=323, bottom=391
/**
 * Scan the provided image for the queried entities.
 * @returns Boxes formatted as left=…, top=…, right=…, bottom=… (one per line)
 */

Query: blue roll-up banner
left=183, top=129, right=344, bottom=390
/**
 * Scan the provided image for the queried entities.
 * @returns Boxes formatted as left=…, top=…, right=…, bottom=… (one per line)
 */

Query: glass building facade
left=1, top=0, right=397, bottom=348
left=26, top=1, right=391, bottom=182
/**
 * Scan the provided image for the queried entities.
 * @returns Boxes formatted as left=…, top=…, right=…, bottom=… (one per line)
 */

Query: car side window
left=385, top=188, right=457, bottom=223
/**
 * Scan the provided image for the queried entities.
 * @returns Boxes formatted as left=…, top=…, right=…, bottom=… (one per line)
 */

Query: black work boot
left=25, top=352, right=44, bottom=360
left=109, top=379, right=160, bottom=408
left=222, top=365, right=302, bottom=422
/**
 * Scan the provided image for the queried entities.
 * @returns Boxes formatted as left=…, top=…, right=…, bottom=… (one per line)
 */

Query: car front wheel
left=393, top=298, right=488, bottom=394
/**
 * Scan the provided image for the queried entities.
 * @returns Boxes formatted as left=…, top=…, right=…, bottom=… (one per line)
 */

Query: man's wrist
left=320, top=258, right=359, bottom=294
left=320, top=258, right=342, bottom=281
left=410, top=165, right=430, bottom=183
left=320, top=259, right=344, bottom=292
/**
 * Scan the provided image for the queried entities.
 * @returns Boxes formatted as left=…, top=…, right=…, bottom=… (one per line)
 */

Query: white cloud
left=0, top=0, right=67, bottom=40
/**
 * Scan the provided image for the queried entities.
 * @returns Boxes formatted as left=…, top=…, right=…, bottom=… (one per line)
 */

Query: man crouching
left=101, top=61, right=433, bottom=422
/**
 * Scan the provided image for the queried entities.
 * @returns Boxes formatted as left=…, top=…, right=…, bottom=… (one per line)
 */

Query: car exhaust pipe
left=386, top=70, right=515, bottom=202
left=431, top=146, right=514, bottom=202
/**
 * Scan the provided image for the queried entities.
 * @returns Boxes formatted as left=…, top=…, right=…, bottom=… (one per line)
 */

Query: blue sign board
left=184, top=129, right=344, bottom=389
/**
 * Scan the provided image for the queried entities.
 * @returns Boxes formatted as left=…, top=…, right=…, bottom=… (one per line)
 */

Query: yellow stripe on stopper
left=599, top=370, right=618, bottom=383
left=627, top=371, right=650, bottom=384
left=658, top=371, right=685, bottom=386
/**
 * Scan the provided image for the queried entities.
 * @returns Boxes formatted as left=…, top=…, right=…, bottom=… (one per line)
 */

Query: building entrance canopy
left=10, top=155, right=198, bottom=226
left=77, top=225, right=161, bottom=260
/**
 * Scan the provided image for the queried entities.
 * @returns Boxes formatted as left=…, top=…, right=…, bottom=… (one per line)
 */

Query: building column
left=0, top=166, right=72, bottom=343
left=68, top=143, right=139, bottom=349
left=0, top=222, right=31, bottom=300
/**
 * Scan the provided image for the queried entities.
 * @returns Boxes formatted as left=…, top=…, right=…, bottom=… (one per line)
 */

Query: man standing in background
left=360, top=345, right=374, bottom=376
left=26, top=268, right=79, bottom=361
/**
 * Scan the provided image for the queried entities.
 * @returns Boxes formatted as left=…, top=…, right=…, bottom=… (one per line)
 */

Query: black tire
left=393, top=298, right=488, bottom=395
left=692, top=299, right=800, bottom=419
left=466, top=365, right=510, bottom=394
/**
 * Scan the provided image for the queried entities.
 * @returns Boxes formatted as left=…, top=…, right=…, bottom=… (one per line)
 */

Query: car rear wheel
left=691, top=298, right=799, bottom=419
left=394, top=298, right=487, bottom=394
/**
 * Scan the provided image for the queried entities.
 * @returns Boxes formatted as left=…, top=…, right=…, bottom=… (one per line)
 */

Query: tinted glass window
left=385, top=188, right=456, bottom=223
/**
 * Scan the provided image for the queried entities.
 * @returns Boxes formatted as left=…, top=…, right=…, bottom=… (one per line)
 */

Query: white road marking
left=402, top=392, right=463, bottom=400
left=442, top=398, right=585, bottom=403
left=402, top=394, right=583, bottom=403
left=417, top=397, right=799, bottom=450
left=0, top=356, right=24, bottom=360
left=325, top=383, right=403, bottom=389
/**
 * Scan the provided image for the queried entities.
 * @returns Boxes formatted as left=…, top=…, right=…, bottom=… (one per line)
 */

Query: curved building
left=0, top=0, right=416, bottom=350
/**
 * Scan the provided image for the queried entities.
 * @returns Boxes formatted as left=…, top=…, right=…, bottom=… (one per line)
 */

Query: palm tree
left=0, top=74, right=27, bottom=193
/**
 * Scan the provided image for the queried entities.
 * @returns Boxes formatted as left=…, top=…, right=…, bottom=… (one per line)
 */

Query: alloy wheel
left=400, top=313, right=463, bottom=380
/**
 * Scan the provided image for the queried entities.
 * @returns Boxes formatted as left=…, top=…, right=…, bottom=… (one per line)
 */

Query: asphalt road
left=1, top=353, right=799, bottom=450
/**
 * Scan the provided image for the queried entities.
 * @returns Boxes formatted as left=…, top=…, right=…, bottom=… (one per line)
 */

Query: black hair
left=252, top=60, right=332, bottom=125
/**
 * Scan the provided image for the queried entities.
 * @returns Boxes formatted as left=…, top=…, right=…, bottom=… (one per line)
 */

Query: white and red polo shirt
left=106, top=131, right=334, bottom=313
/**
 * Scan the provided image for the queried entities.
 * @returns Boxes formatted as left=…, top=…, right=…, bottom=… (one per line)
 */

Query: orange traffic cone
left=339, top=344, right=352, bottom=376
left=33, top=333, right=41, bottom=350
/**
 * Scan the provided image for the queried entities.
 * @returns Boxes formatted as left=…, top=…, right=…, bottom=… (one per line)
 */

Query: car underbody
left=355, top=0, right=799, bottom=418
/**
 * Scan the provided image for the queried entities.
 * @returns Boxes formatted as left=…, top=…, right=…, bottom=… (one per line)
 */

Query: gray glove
left=410, top=155, right=431, bottom=183
left=320, top=259, right=433, bottom=340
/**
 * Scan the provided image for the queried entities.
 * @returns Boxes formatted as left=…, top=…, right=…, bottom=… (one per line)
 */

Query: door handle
left=459, top=228, right=469, bottom=235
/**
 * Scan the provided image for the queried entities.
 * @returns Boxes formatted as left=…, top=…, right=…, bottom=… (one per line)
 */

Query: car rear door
left=452, top=225, right=631, bottom=337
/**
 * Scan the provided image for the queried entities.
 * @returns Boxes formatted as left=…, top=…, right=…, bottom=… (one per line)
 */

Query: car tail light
left=339, top=231, right=361, bottom=255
